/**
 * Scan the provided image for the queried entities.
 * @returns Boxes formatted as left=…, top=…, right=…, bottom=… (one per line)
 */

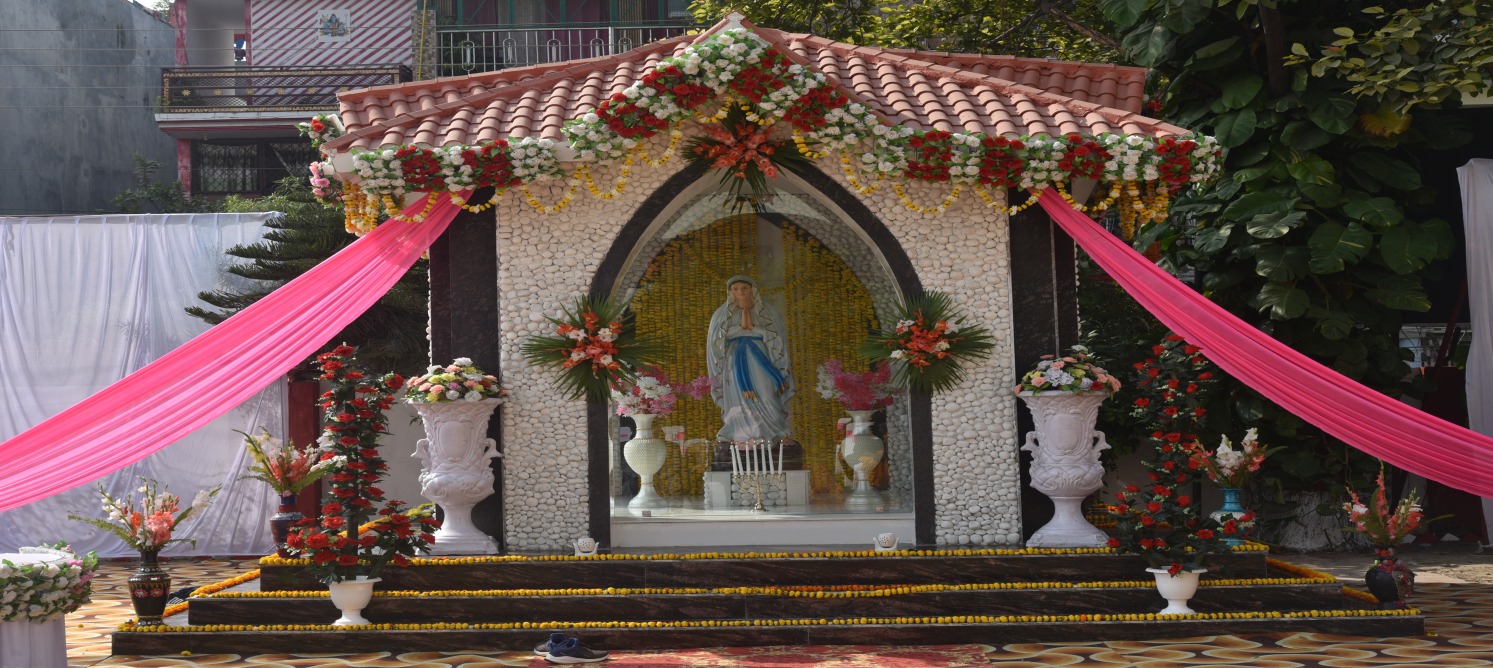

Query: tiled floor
left=65, top=557, right=1493, bottom=667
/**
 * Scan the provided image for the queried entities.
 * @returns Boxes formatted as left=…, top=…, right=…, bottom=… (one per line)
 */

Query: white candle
left=730, top=442, right=740, bottom=475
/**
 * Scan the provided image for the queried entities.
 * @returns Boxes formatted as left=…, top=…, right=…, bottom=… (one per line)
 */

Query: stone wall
left=495, top=149, right=1022, bottom=549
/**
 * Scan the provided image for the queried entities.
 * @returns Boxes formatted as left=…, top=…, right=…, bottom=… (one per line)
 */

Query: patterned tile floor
left=65, top=557, right=1493, bottom=667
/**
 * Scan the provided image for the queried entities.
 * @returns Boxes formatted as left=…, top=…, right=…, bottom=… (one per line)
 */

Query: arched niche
left=586, top=163, right=935, bottom=546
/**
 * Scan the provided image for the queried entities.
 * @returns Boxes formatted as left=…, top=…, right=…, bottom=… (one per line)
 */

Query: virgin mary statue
left=706, top=276, right=795, bottom=442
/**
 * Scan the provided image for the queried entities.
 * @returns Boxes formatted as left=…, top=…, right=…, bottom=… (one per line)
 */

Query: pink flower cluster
left=816, top=359, right=900, bottom=411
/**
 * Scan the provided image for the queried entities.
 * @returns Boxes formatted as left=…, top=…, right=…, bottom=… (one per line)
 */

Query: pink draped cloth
left=1039, top=190, right=1493, bottom=497
left=0, top=194, right=462, bottom=512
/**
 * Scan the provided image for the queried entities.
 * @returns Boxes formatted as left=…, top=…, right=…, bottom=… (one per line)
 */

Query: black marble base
left=186, top=581, right=1349, bottom=626
left=113, top=614, right=1425, bottom=656
left=260, top=551, right=1271, bottom=592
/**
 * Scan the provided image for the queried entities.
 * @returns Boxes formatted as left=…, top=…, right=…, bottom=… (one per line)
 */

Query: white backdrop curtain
left=1459, top=159, right=1493, bottom=545
left=0, top=213, right=285, bottom=557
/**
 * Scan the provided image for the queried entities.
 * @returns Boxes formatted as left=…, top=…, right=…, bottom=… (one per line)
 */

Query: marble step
left=259, top=550, right=1271, bottom=592
left=186, top=580, right=1351, bottom=626
left=112, top=614, right=1425, bottom=656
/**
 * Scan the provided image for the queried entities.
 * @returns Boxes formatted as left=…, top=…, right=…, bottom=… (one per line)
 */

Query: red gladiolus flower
left=1197, top=529, right=1215, bottom=540
left=1177, top=495, right=1191, bottom=507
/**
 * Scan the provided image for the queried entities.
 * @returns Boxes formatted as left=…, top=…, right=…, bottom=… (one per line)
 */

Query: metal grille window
left=192, top=140, right=317, bottom=196
left=194, top=143, right=258, bottom=194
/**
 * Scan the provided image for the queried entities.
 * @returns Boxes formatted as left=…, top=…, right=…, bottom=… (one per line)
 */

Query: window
left=192, top=140, right=319, bottom=196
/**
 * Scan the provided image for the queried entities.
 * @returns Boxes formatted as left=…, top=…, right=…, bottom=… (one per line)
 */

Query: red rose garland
left=903, top=130, right=955, bottom=182
left=977, top=136, right=1026, bottom=188
left=1058, top=133, right=1111, bottom=180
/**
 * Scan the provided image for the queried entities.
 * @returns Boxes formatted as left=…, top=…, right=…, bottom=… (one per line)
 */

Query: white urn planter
left=327, top=576, right=381, bottom=626
left=412, top=398, right=503, bottom=555
left=1147, top=567, right=1204, bottom=615
left=1017, top=390, right=1111, bottom=548
left=624, top=413, right=669, bottom=510
left=841, top=409, right=885, bottom=509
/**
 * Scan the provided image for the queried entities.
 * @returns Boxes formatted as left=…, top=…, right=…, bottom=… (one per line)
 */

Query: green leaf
left=1350, top=152, right=1422, bottom=191
left=1213, top=108, right=1258, bottom=147
left=1379, top=224, right=1440, bottom=274
left=1332, top=26, right=1356, bottom=38
left=1299, top=183, right=1343, bottom=207
left=1255, top=244, right=1311, bottom=280
left=1099, top=0, right=1151, bottom=27
left=1202, top=267, right=1244, bottom=290
left=1223, top=191, right=1297, bottom=221
left=1191, top=223, right=1234, bottom=254
left=1307, top=222, right=1372, bottom=273
left=1122, top=20, right=1172, bottom=66
left=1287, top=155, right=1335, bottom=185
left=1308, top=97, right=1357, bottom=134
left=1246, top=210, right=1307, bottom=239
left=1220, top=74, right=1264, bottom=110
left=1280, top=121, right=1333, bottom=151
left=1307, top=306, right=1356, bottom=340
left=1259, top=282, right=1310, bottom=319
left=1342, top=197, right=1403, bottom=228
left=1421, top=218, right=1455, bottom=259
left=1365, top=275, right=1432, bottom=311
left=1188, top=36, right=1243, bottom=70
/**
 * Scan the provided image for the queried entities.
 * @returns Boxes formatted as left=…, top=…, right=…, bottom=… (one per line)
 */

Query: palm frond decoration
left=683, top=105, right=811, bottom=203
left=521, top=295, right=663, bottom=402
left=859, top=290, right=994, bottom=395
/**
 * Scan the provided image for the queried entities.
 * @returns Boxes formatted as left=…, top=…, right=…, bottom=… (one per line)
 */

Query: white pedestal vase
left=412, top=398, right=502, bottom=555
left=1147, top=568, right=1204, bottom=615
left=624, top=413, right=669, bottom=510
left=841, top=409, right=885, bottom=509
left=327, top=576, right=381, bottom=626
left=1017, top=391, right=1111, bottom=548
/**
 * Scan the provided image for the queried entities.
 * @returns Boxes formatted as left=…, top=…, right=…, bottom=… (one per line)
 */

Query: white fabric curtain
left=1458, top=159, right=1493, bottom=545
left=0, top=213, right=285, bottom=557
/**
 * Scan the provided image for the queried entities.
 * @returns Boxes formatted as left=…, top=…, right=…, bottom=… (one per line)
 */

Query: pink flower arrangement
left=612, top=370, right=678, bottom=416
left=1345, top=469, right=1427, bottom=548
left=1185, top=428, right=1278, bottom=488
left=70, top=478, right=220, bottom=552
left=403, top=357, right=506, bottom=403
left=674, top=375, right=715, bottom=401
left=815, top=359, right=900, bottom=411
left=1015, top=345, right=1121, bottom=395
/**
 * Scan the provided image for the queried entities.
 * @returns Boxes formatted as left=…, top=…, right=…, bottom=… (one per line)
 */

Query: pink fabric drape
left=1039, top=190, right=1493, bottom=497
left=0, top=194, right=462, bottom=512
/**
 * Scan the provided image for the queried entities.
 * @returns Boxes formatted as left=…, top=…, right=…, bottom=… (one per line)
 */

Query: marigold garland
left=116, top=605, right=1419, bottom=633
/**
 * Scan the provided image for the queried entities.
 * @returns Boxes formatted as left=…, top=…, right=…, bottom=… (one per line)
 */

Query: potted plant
left=1109, top=430, right=1230, bottom=614
left=816, top=359, right=900, bottom=506
left=1186, top=428, right=1276, bottom=546
left=403, top=357, right=507, bottom=555
left=1344, top=467, right=1430, bottom=609
left=611, top=370, right=678, bottom=510
left=860, top=290, right=994, bottom=395
left=69, top=478, right=219, bottom=624
left=1014, top=345, right=1121, bottom=547
left=284, top=345, right=439, bottom=625
left=239, top=428, right=343, bottom=557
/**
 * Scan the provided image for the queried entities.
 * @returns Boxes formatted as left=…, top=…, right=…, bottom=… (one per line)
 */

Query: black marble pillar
left=1008, top=203, right=1079, bottom=541
left=427, top=200, right=505, bottom=551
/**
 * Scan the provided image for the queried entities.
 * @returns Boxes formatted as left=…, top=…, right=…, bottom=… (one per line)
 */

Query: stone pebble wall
left=496, top=153, right=1021, bottom=549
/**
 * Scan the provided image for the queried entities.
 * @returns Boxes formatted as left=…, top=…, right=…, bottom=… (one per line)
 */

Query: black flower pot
left=1364, top=548, right=1415, bottom=609
left=269, top=492, right=305, bottom=557
left=128, top=550, right=172, bottom=625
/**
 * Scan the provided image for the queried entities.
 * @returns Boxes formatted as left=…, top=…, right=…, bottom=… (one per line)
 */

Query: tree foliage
left=1100, top=0, right=1461, bottom=501
left=1292, top=1, right=1493, bottom=131
left=110, top=155, right=221, bottom=214
left=186, top=179, right=430, bottom=375
left=690, top=0, right=1119, bottom=61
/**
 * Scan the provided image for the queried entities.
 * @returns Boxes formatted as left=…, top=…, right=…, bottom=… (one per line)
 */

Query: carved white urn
left=841, top=409, right=885, bottom=509
left=623, top=413, right=669, bottom=510
left=1017, top=390, right=1111, bottom=548
left=412, top=398, right=502, bottom=554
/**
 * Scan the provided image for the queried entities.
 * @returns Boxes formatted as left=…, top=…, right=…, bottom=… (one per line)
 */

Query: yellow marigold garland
left=635, top=128, right=684, bottom=167
left=838, top=155, right=880, bottom=195
left=116, top=605, right=1419, bottom=633
left=451, top=190, right=504, bottom=213
left=891, top=182, right=962, bottom=215
left=577, top=158, right=633, bottom=201
left=519, top=178, right=580, bottom=214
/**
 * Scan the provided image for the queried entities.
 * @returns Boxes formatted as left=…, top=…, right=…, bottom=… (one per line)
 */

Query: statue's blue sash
left=731, top=336, right=785, bottom=396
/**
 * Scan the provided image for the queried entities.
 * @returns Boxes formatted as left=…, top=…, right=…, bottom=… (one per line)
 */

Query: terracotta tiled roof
left=324, top=18, right=1182, bottom=154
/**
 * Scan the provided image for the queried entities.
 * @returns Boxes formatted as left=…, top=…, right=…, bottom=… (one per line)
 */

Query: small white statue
left=574, top=536, right=599, bottom=557
left=874, top=532, right=900, bottom=552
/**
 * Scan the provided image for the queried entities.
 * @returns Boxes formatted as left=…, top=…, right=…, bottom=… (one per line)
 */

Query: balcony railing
left=160, top=65, right=412, bottom=113
left=436, top=23, right=700, bottom=76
